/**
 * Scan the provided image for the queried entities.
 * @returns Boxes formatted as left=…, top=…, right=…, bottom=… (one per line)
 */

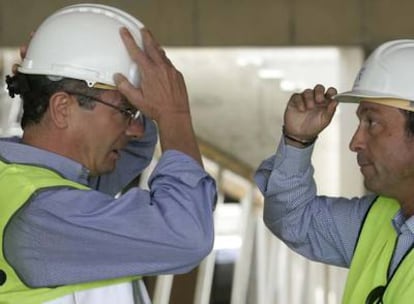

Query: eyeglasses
left=365, top=285, right=386, bottom=304
left=66, top=91, right=144, bottom=127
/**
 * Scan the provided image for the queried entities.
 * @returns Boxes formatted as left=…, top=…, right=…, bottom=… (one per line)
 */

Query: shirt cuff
left=273, top=136, right=314, bottom=176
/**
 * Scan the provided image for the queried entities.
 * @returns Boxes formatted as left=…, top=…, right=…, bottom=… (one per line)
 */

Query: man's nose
left=349, top=125, right=364, bottom=152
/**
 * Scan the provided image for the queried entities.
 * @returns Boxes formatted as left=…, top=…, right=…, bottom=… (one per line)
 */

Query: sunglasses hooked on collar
left=365, top=285, right=386, bottom=304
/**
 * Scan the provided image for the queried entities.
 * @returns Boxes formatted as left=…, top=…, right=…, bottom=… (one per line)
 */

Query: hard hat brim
left=335, top=90, right=414, bottom=111
left=334, top=90, right=410, bottom=103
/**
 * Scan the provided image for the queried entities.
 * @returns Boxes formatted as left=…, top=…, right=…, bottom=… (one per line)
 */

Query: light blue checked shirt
left=1, top=119, right=216, bottom=287
left=255, top=137, right=414, bottom=278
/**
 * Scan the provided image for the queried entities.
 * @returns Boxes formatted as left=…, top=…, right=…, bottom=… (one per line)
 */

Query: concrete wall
left=1, top=0, right=414, bottom=51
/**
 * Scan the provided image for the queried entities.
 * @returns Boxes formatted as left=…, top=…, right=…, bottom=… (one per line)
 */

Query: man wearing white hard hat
left=0, top=4, right=216, bottom=304
left=255, top=39, right=414, bottom=303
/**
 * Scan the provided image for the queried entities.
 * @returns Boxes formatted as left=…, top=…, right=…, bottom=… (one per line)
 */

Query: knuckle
left=290, top=93, right=301, bottom=101
left=302, top=89, right=313, bottom=97
left=315, top=84, right=325, bottom=91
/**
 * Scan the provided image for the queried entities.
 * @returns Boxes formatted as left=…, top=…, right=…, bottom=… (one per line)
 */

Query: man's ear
left=48, top=92, right=71, bottom=128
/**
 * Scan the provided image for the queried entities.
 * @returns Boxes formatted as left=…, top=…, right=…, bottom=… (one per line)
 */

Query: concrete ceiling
left=166, top=46, right=364, bottom=176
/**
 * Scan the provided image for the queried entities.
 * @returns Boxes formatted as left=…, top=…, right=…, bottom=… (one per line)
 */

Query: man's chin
left=89, top=162, right=117, bottom=177
left=363, top=178, right=381, bottom=194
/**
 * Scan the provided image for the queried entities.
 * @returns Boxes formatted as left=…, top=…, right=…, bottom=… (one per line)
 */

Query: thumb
left=321, top=99, right=339, bottom=128
left=114, top=73, right=145, bottom=112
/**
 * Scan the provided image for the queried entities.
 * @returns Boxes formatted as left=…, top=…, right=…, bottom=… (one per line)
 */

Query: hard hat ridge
left=335, top=39, right=414, bottom=111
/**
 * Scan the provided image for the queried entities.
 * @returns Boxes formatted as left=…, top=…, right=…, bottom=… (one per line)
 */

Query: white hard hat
left=18, top=3, right=144, bottom=89
left=335, top=39, right=414, bottom=110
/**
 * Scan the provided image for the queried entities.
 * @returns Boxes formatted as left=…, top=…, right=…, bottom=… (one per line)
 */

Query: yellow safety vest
left=342, top=196, right=414, bottom=303
left=0, top=160, right=137, bottom=304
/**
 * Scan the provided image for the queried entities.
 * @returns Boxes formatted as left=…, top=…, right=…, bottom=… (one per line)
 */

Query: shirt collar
left=392, top=210, right=414, bottom=235
left=0, top=136, right=90, bottom=185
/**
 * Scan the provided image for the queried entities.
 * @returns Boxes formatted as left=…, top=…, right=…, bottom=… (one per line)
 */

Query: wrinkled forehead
left=355, top=100, right=409, bottom=121
left=356, top=101, right=385, bottom=113
left=98, top=89, right=134, bottom=108
left=357, top=98, right=414, bottom=112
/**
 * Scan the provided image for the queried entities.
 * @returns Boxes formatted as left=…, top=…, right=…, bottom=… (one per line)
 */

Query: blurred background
left=1, top=0, right=411, bottom=303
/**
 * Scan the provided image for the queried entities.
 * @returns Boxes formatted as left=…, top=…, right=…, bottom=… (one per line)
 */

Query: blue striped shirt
left=255, top=138, right=414, bottom=278
left=1, top=119, right=216, bottom=287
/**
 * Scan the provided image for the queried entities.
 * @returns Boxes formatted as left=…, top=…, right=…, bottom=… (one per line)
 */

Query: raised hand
left=283, top=84, right=338, bottom=143
left=12, top=31, right=35, bottom=74
left=115, top=27, right=202, bottom=165
left=114, top=27, right=190, bottom=122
